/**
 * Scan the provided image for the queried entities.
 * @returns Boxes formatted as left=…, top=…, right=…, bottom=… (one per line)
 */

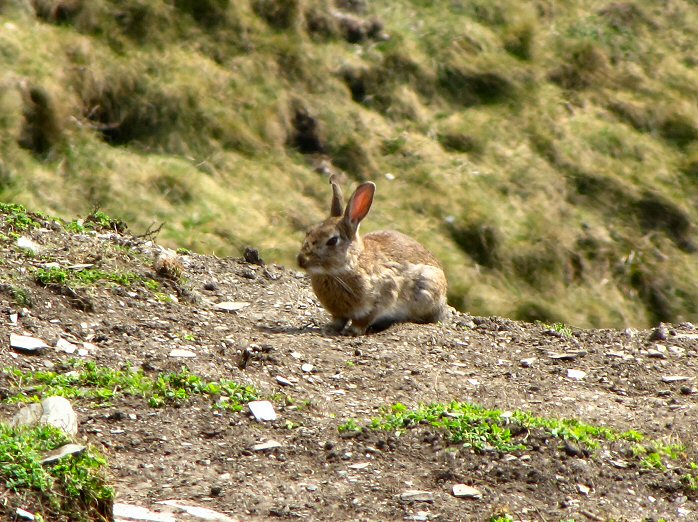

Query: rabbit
left=297, top=175, right=448, bottom=335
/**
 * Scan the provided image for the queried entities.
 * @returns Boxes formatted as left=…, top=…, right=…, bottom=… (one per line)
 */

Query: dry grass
left=1, top=0, right=697, bottom=327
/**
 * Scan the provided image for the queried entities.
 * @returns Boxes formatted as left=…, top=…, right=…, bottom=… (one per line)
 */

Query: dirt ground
left=1, top=218, right=697, bottom=521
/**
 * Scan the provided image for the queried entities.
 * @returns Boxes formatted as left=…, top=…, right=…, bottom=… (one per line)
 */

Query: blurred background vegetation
left=1, top=0, right=697, bottom=328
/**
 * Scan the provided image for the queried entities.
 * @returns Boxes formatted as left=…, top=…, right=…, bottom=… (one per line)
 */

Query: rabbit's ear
left=344, top=182, right=375, bottom=234
left=329, top=175, right=344, bottom=217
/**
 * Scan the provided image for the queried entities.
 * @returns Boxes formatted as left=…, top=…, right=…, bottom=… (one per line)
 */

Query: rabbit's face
left=297, top=217, right=354, bottom=275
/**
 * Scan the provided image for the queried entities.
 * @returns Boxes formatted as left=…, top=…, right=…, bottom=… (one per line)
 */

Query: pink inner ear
left=350, top=185, right=374, bottom=222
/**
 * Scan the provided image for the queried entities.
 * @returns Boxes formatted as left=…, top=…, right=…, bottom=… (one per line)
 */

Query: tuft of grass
left=2, top=360, right=258, bottom=411
left=0, top=203, right=42, bottom=232
left=342, top=401, right=644, bottom=453
left=35, top=266, right=141, bottom=287
left=0, top=423, right=112, bottom=519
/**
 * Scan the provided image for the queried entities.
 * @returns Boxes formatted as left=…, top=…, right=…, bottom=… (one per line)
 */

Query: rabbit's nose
left=297, top=253, right=308, bottom=268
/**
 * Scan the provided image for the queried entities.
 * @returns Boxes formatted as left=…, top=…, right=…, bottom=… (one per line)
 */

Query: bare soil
left=1, top=220, right=697, bottom=521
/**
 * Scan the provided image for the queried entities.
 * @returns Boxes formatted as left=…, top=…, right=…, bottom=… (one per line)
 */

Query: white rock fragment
left=276, top=376, right=294, bottom=387
left=214, top=301, right=250, bottom=312
left=10, top=313, right=18, bottom=324
left=11, top=396, right=78, bottom=436
left=56, top=338, right=78, bottom=354
left=16, top=236, right=41, bottom=254
left=520, top=357, right=536, bottom=368
left=113, top=503, right=176, bottom=522
left=41, top=443, right=86, bottom=464
left=15, top=508, right=35, bottom=521
left=301, top=363, right=314, bottom=373
left=349, top=462, right=370, bottom=470
left=577, top=483, right=591, bottom=496
left=662, top=375, right=690, bottom=383
left=566, top=369, right=586, bottom=380
left=248, top=400, right=277, bottom=422
left=169, top=349, right=196, bottom=358
left=400, top=490, right=434, bottom=502
left=10, top=333, right=48, bottom=353
left=452, top=484, right=483, bottom=499
left=251, top=440, right=282, bottom=451
left=156, top=500, right=238, bottom=522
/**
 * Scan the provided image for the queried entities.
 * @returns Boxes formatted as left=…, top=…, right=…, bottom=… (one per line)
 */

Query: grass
left=2, top=360, right=258, bottom=411
left=0, top=423, right=112, bottom=520
left=340, top=401, right=643, bottom=453
left=1, top=0, right=698, bottom=328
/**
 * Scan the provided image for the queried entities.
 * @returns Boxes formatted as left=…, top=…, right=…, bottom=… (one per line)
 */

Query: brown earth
left=1, top=215, right=697, bottom=521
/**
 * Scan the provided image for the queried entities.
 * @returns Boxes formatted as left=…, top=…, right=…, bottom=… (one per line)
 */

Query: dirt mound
left=1, top=216, right=697, bottom=520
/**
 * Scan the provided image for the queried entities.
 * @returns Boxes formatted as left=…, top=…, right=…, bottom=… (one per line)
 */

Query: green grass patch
left=2, top=361, right=258, bottom=411
left=0, top=203, right=43, bottom=233
left=0, top=423, right=112, bottom=519
left=340, top=401, right=643, bottom=453
left=35, top=266, right=141, bottom=287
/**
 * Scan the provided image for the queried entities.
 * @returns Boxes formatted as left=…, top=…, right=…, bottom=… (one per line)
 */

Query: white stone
left=251, top=440, right=282, bottom=451
left=16, top=236, right=41, bottom=254
left=113, top=503, right=176, bottom=522
left=41, top=443, right=86, bottom=464
left=214, top=301, right=250, bottom=312
left=662, top=375, right=690, bottom=383
left=11, top=396, right=78, bottom=436
left=56, top=338, right=78, bottom=354
left=15, top=508, right=35, bottom=520
left=248, top=400, right=277, bottom=421
left=566, top=369, right=586, bottom=380
left=10, top=333, right=48, bottom=353
left=301, top=363, right=314, bottom=373
left=156, top=500, right=238, bottom=521
left=452, top=484, right=483, bottom=499
left=169, top=349, right=196, bottom=358
left=400, top=490, right=433, bottom=502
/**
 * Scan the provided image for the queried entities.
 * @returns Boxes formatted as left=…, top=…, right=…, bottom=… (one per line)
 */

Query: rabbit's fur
left=298, top=176, right=447, bottom=335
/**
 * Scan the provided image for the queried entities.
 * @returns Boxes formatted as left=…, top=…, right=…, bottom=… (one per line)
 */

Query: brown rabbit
left=297, top=176, right=448, bottom=335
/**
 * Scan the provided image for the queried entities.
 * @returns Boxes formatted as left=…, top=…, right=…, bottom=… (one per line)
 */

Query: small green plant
left=338, top=418, right=362, bottom=433
left=0, top=203, right=42, bottom=232
left=542, top=321, right=574, bottom=337
left=35, top=266, right=141, bottom=287
left=3, top=361, right=258, bottom=411
left=9, top=286, right=32, bottom=307
left=0, top=423, right=112, bottom=518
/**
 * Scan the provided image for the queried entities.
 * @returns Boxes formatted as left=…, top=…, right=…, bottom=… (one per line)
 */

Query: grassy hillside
left=1, top=0, right=697, bottom=328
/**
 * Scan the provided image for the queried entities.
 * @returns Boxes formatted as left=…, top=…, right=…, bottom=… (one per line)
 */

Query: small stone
left=10, top=313, right=18, bottom=324
left=400, top=490, right=433, bottom=503
left=251, top=440, right=282, bottom=451
left=11, top=396, right=78, bottom=436
left=662, top=375, right=690, bottom=383
left=647, top=350, right=667, bottom=359
left=56, top=338, right=78, bottom=354
left=577, top=484, right=591, bottom=496
left=243, top=247, right=264, bottom=266
left=566, top=369, right=586, bottom=380
left=15, top=508, right=35, bottom=521
left=169, top=349, right=196, bottom=358
left=550, top=352, right=585, bottom=361
left=248, top=400, right=277, bottom=422
left=520, top=357, right=536, bottom=368
left=452, top=484, right=482, bottom=499
left=10, top=333, right=48, bottom=354
left=41, top=443, right=86, bottom=464
left=113, top=503, right=175, bottom=522
left=680, top=386, right=697, bottom=395
left=156, top=500, right=237, bottom=522
left=301, top=363, right=314, bottom=373
left=349, top=462, right=370, bottom=470
left=306, top=484, right=318, bottom=492
left=215, top=301, right=250, bottom=312
left=276, top=376, right=294, bottom=387
left=16, top=236, right=41, bottom=254
left=649, top=325, right=668, bottom=341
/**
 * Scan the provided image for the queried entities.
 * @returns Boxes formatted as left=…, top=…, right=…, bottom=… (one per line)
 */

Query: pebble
left=566, top=369, right=587, bottom=380
left=577, top=483, right=591, bottom=496
left=662, top=375, right=690, bottom=383
left=169, top=349, right=196, bottom=358
left=251, top=440, right=282, bottom=451
left=452, top=484, right=482, bottom=499
left=41, top=443, right=86, bottom=465
left=156, top=500, right=238, bottom=522
left=11, top=396, right=78, bottom=436
left=214, top=301, right=250, bottom=312
left=520, top=357, right=536, bottom=368
left=56, top=338, right=78, bottom=354
left=10, top=333, right=48, bottom=354
left=248, top=400, right=277, bottom=422
left=649, top=325, right=668, bottom=341
left=276, top=376, right=294, bottom=387
left=400, top=490, right=434, bottom=503
left=16, top=236, right=41, bottom=254
left=15, top=508, right=35, bottom=521
left=301, top=363, right=314, bottom=373
left=113, top=503, right=175, bottom=522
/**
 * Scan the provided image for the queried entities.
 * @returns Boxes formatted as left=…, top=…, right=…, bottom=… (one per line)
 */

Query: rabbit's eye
left=326, top=236, right=339, bottom=247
